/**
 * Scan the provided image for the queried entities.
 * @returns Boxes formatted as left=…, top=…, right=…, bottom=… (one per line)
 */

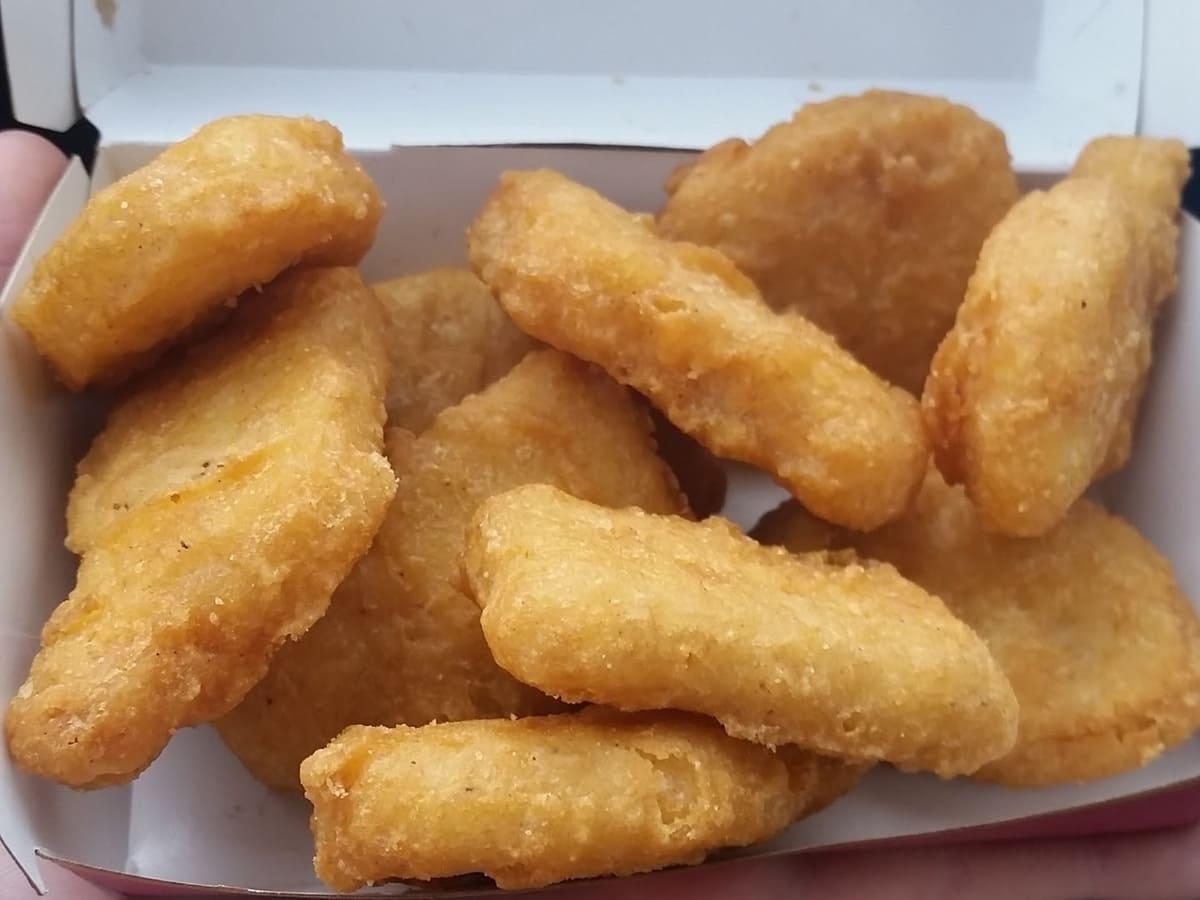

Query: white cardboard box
left=1, top=0, right=1198, bottom=895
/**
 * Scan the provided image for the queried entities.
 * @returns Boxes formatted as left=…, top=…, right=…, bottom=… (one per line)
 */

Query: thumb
left=0, top=130, right=68, bottom=291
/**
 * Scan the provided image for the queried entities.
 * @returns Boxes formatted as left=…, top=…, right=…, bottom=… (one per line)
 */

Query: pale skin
left=1, top=130, right=1198, bottom=900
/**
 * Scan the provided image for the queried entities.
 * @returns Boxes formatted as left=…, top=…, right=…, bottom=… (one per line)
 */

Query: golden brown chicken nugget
left=301, top=708, right=861, bottom=891
left=372, top=268, right=537, bottom=431
left=5, top=269, right=395, bottom=788
left=1072, top=136, right=1190, bottom=304
left=464, top=484, right=1017, bottom=777
left=217, top=350, right=688, bottom=789
left=754, top=472, right=1200, bottom=786
left=658, top=91, right=1018, bottom=393
left=9, top=115, right=382, bottom=389
left=923, top=138, right=1189, bottom=536
left=469, top=169, right=928, bottom=531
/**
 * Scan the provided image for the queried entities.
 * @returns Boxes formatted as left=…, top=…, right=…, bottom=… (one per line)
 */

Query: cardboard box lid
left=13, top=0, right=1148, bottom=168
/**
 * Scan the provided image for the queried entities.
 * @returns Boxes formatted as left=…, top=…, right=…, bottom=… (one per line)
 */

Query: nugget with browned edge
left=754, top=472, right=1200, bottom=786
left=469, top=170, right=927, bottom=531
left=5, top=269, right=395, bottom=788
left=923, top=137, right=1189, bottom=536
left=301, top=708, right=863, bottom=891
left=10, top=115, right=382, bottom=388
left=658, top=91, right=1018, bottom=393
left=373, top=268, right=536, bottom=432
left=465, top=484, right=1017, bottom=777
left=217, top=350, right=687, bottom=789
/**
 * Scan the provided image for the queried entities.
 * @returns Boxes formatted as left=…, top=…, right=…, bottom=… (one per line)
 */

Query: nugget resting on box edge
left=468, top=169, right=928, bottom=531
left=754, top=471, right=1200, bottom=786
left=6, top=268, right=395, bottom=788
left=923, top=136, right=1189, bottom=536
left=9, top=114, right=382, bottom=389
left=372, top=268, right=537, bottom=432
left=217, top=350, right=688, bottom=790
left=658, top=90, right=1018, bottom=393
left=300, top=708, right=864, bottom=891
left=464, top=484, right=1017, bottom=777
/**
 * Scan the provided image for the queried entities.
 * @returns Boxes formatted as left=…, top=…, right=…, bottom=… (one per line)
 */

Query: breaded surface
left=1072, top=136, right=1190, bottom=306
left=659, top=91, right=1018, bottom=393
left=754, top=473, right=1200, bottom=786
left=372, top=268, right=536, bottom=431
left=217, top=351, right=687, bottom=789
left=923, top=140, right=1188, bottom=536
left=464, top=485, right=1017, bottom=777
left=469, top=169, right=927, bottom=531
left=9, top=115, right=382, bottom=389
left=301, top=708, right=861, bottom=891
left=648, top=403, right=727, bottom=517
left=5, top=269, right=395, bottom=788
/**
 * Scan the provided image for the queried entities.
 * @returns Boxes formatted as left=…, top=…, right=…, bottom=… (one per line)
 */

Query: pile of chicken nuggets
left=4, top=92, right=1199, bottom=891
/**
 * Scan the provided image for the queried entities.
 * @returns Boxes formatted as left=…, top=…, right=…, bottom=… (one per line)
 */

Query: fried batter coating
left=301, top=708, right=861, bottom=891
left=469, top=169, right=927, bottom=531
left=217, top=350, right=687, bottom=789
left=923, top=139, right=1189, bottom=536
left=754, top=472, right=1200, bottom=786
left=648, top=403, right=727, bottom=518
left=465, top=485, right=1017, bottom=777
left=1072, top=136, right=1190, bottom=305
left=5, top=269, right=395, bottom=788
left=658, top=91, right=1018, bottom=393
left=9, top=115, right=382, bottom=389
left=372, top=268, right=536, bottom=431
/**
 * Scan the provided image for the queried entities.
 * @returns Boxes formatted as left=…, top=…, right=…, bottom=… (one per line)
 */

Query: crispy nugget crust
left=1072, top=136, right=1190, bottom=307
left=659, top=91, right=1018, bottom=393
left=465, top=485, right=1017, bottom=777
left=923, top=140, right=1189, bottom=536
left=9, top=115, right=382, bottom=389
left=469, top=170, right=927, bottom=531
left=5, top=269, right=395, bottom=788
left=301, top=709, right=860, bottom=891
left=372, top=268, right=537, bottom=431
left=217, top=351, right=687, bottom=789
left=754, top=474, right=1200, bottom=786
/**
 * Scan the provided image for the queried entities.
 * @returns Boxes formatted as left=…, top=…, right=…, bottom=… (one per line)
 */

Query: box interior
left=5, top=0, right=1200, bottom=895
left=72, top=0, right=1141, bottom=168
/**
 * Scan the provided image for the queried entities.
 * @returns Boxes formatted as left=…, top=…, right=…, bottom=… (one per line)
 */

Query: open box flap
left=72, top=0, right=1143, bottom=168
left=0, top=0, right=75, bottom=130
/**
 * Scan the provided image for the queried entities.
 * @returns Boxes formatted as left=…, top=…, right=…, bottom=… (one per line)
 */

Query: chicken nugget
left=372, top=268, right=537, bottom=431
left=648, top=403, right=727, bottom=518
left=923, top=138, right=1189, bottom=536
left=1072, top=136, right=1190, bottom=305
left=9, top=115, right=382, bottom=389
left=754, top=472, right=1200, bottom=786
left=658, top=91, right=1018, bottom=393
left=301, top=708, right=862, bottom=891
left=469, top=169, right=927, bottom=531
left=217, top=350, right=687, bottom=789
left=5, top=269, right=395, bottom=788
left=464, top=484, right=1017, bottom=777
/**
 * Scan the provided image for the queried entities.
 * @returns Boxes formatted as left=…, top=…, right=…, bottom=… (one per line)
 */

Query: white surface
left=1141, top=0, right=1200, bottom=143
left=2, top=138, right=1200, bottom=894
left=0, top=158, right=131, bottom=896
left=71, top=0, right=1142, bottom=169
left=0, top=0, right=75, bottom=129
